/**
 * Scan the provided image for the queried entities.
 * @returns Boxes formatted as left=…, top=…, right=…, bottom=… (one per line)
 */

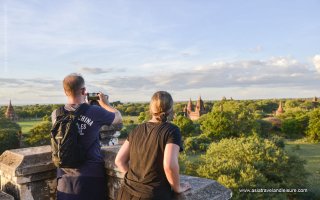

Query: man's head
left=63, top=73, right=85, bottom=98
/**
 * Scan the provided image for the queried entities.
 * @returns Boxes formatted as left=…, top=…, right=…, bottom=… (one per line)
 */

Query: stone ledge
left=0, top=145, right=232, bottom=200
left=175, top=175, right=232, bottom=200
left=0, top=191, right=14, bottom=200
left=101, top=145, right=232, bottom=200
left=0, top=146, right=54, bottom=177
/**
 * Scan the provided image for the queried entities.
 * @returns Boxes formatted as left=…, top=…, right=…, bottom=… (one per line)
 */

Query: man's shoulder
left=86, top=105, right=107, bottom=113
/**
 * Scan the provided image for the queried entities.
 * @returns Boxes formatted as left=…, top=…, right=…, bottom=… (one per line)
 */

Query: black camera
left=87, top=93, right=100, bottom=105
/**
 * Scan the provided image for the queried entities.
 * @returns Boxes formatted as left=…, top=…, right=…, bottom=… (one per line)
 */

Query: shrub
left=254, top=119, right=272, bottom=138
left=25, top=121, right=52, bottom=146
left=183, top=134, right=211, bottom=153
left=281, top=118, right=301, bottom=138
left=200, top=109, right=255, bottom=139
left=173, top=115, right=195, bottom=137
left=197, top=136, right=309, bottom=199
left=0, top=117, right=21, bottom=153
left=306, top=109, right=320, bottom=142
left=119, top=124, right=137, bottom=139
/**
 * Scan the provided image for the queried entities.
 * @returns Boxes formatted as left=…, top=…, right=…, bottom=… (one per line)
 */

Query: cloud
left=104, top=76, right=155, bottom=90
left=78, top=67, right=127, bottom=75
left=1, top=56, right=319, bottom=104
left=313, top=54, right=320, bottom=73
left=79, top=67, right=111, bottom=74
left=0, top=77, right=61, bottom=92
left=249, top=45, right=263, bottom=53
left=103, top=57, right=319, bottom=90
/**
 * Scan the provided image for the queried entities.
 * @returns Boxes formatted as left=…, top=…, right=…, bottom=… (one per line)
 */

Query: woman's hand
left=177, top=182, right=191, bottom=193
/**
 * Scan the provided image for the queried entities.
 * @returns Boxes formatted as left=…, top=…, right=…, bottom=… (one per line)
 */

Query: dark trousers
left=117, top=187, right=152, bottom=200
left=116, top=186, right=172, bottom=200
left=57, top=176, right=107, bottom=200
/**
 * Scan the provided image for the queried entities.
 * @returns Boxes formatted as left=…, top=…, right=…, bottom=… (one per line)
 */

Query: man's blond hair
left=63, top=73, right=85, bottom=97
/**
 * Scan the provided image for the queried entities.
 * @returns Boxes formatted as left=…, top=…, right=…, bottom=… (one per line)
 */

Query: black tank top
left=123, top=122, right=183, bottom=199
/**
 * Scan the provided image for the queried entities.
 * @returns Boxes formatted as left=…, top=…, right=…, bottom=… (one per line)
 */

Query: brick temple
left=5, top=100, right=18, bottom=121
left=183, top=96, right=207, bottom=120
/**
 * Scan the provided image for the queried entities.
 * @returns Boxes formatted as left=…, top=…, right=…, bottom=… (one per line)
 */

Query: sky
left=0, top=0, right=320, bottom=105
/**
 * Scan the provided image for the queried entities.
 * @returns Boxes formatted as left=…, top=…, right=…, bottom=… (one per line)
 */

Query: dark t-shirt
left=51, top=104, right=115, bottom=178
left=123, top=122, right=183, bottom=199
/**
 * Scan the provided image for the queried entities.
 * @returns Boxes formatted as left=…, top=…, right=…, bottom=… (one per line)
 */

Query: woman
left=115, top=91, right=191, bottom=200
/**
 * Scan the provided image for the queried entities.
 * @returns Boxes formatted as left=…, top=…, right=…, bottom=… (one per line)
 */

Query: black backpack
left=50, top=103, right=90, bottom=168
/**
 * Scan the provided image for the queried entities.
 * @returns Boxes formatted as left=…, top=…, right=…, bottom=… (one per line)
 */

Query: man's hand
left=97, top=92, right=109, bottom=106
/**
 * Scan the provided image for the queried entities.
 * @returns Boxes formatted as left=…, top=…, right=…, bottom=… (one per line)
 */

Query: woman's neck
left=148, top=116, right=162, bottom=123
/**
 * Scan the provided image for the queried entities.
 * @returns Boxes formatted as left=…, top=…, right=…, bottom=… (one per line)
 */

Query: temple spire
left=5, top=99, right=17, bottom=121
left=187, top=98, right=193, bottom=111
left=276, top=101, right=284, bottom=116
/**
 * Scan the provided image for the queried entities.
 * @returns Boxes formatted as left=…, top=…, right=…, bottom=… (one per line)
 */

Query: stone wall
left=0, top=191, right=14, bottom=200
left=101, top=146, right=232, bottom=200
left=0, top=146, right=56, bottom=200
left=0, top=145, right=232, bottom=200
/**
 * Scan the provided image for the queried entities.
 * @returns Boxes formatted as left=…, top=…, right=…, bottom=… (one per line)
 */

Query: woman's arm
left=115, top=140, right=130, bottom=173
left=163, top=143, right=191, bottom=193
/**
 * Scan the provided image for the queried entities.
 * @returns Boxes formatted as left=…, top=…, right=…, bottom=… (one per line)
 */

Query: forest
left=0, top=97, right=319, bottom=199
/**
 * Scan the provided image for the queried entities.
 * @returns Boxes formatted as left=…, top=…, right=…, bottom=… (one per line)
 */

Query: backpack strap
left=56, top=106, right=67, bottom=118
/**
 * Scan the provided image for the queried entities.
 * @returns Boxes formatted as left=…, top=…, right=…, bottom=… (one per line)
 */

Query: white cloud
left=79, top=67, right=111, bottom=74
left=103, top=57, right=318, bottom=90
left=249, top=45, right=263, bottom=53
left=1, top=56, right=319, bottom=104
left=313, top=54, right=320, bottom=73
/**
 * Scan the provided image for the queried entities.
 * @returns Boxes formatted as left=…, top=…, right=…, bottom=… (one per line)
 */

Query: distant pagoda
left=275, top=101, right=284, bottom=116
left=313, top=96, right=318, bottom=102
left=5, top=100, right=18, bottom=121
left=183, top=96, right=207, bottom=120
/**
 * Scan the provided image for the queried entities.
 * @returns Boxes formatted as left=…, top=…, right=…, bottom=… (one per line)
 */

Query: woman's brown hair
left=149, top=91, right=174, bottom=122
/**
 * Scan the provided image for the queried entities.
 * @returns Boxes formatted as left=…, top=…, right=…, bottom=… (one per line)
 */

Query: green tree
left=201, top=103, right=255, bottom=139
left=14, top=104, right=59, bottom=119
left=173, top=115, right=195, bottom=137
left=300, top=101, right=315, bottom=110
left=285, top=99, right=300, bottom=109
left=183, top=134, right=211, bottom=153
left=257, top=100, right=279, bottom=114
left=281, top=118, right=305, bottom=139
left=306, top=108, right=320, bottom=142
left=254, top=119, right=272, bottom=138
left=138, top=112, right=146, bottom=123
left=125, top=106, right=137, bottom=116
left=0, top=117, right=21, bottom=153
left=25, top=121, right=52, bottom=146
left=119, top=124, right=137, bottom=139
left=200, top=111, right=235, bottom=139
left=0, top=107, right=4, bottom=118
left=42, top=114, right=51, bottom=121
left=197, top=136, right=309, bottom=199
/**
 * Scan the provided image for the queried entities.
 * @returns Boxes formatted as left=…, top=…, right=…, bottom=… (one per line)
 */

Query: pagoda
left=275, top=101, right=284, bottom=116
left=5, top=100, right=18, bottom=121
left=183, top=96, right=207, bottom=120
left=313, top=96, right=318, bottom=102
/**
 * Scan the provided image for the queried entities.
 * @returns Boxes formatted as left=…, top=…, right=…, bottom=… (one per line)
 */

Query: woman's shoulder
left=164, top=122, right=179, bottom=130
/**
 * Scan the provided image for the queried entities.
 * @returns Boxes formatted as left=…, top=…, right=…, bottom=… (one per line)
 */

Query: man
left=52, top=73, right=122, bottom=200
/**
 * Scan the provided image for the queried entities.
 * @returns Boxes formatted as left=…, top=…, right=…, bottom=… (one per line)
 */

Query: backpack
left=50, top=103, right=90, bottom=168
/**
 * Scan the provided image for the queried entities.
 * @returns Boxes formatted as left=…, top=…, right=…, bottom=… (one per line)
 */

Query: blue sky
left=0, top=0, right=320, bottom=104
